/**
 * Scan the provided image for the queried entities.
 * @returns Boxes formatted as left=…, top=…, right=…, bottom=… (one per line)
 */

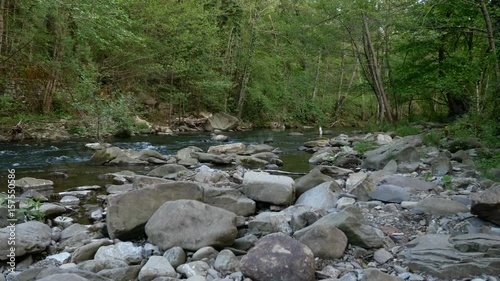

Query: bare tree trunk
left=0, top=0, right=5, bottom=55
left=361, top=12, right=394, bottom=123
left=479, top=0, right=500, bottom=81
left=312, top=51, right=321, bottom=101
left=236, top=10, right=257, bottom=120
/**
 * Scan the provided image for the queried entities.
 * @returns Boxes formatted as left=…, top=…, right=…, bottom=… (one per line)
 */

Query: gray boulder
left=362, top=135, right=423, bottom=170
left=242, top=171, right=294, bottom=205
left=367, top=184, right=410, bottom=203
left=311, top=206, right=383, bottom=248
left=138, top=256, right=176, bottom=281
left=361, top=268, right=403, bottom=281
left=243, top=144, right=274, bottom=155
left=414, top=197, right=469, bottom=216
left=293, top=223, right=347, bottom=259
left=163, top=246, right=186, bottom=268
left=71, top=239, right=113, bottom=264
left=106, top=181, right=203, bottom=240
left=204, top=112, right=239, bottom=131
left=90, top=147, right=168, bottom=165
left=94, top=242, right=143, bottom=265
left=202, top=186, right=256, bottom=216
left=15, top=177, right=54, bottom=194
left=145, top=200, right=237, bottom=251
left=0, top=221, right=51, bottom=260
left=192, top=152, right=234, bottom=165
left=240, top=233, right=315, bottom=281
left=295, top=181, right=341, bottom=210
left=431, top=154, right=452, bottom=176
left=207, top=143, right=246, bottom=154
left=294, top=169, right=333, bottom=196
left=176, top=146, right=202, bottom=166
left=401, top=233, right=500, bottom=279
left=248, top=211, right=292, bottom=235
left=471, top=183, right=500, bottom=225
left=97, top=265, right=141, bottom=281
left=377, top=175, right=438, bottom=192
left=176, top=261, right=210, bottom=278
left=214, top=249, right=240, bottom=272
left=147, top=164, right=190, bottom=179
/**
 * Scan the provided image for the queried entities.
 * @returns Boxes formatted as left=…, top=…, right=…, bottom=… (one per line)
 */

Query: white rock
left=94, top=242, right=143, bottom=265
left=46, top=252, right=71, bottom=263
left=60, top=196, right=80, bottom=205
left=54, top=216, right=74, bottom=227
left=336, top=197, right=356, bottom=210
left=138, top=256, right=176, bottom=281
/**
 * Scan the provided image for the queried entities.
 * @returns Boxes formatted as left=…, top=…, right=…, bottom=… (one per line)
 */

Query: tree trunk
left=236, top=10, right=257, bottom=120
left=479, top=0, right=500, bottom=81
left=361, top=12, right=394, bottom=123
left=312, top=51, right=321, bottom=101
left=0, top=0, right=5, bottom=55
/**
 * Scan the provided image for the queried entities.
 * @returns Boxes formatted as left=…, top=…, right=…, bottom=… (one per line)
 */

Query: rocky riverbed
left=1, top=131, right=499, bottom=281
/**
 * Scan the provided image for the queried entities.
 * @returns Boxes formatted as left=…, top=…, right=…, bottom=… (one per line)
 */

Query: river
left=0, top=129, right=356, bottom=193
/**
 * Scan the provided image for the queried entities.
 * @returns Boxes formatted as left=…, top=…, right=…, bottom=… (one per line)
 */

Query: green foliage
left=423, top=129, right=445, bottom=147
left=0, top=196, right=45, bottom=222
left=395, top=125, right=421, bottom=137
left=441, top=175, right=453, bottom=190
left=354, top=141, right=378, bottom=154
left=446, top=113, right=500, bottom=147
left=475, top=151, right=500, bottom=181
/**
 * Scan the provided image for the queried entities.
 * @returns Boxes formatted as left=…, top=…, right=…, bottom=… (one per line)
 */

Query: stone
left=336, top=197, right=356, bottom=210
left=214, top=249, right=240, bottom=272
left=15, top=177, right=54, bottom=194
left=289, top=205, right=325, bottom=232
left=240, top=233, right=315, bottom=281
left=97, top=265, right=142, bottom=281
left=192, top=246, right=219, bottom=261
left=60, top=195, right=80, bottom=205
left=415, top=197, right=469, bottom=216
left=138, top=256, right=177, bottom=281
left=207, top=143, right=246, bottom=154
left=54, top=216, right=74, bottom=227
left=293, top=223, right=348, bottom=259
left=70, top=239, right=113, bottom=264
left=145, top=200, right=237, bottom=251
left=373, top=248, right=393, bottom=264
left=376, top=134, right=393, bottom=145
left=106, top=181, right=203, bottom=240
left=311, top=207, right=383, bottom=248
left=147, top=164, right=190, bottom=179
left=233, top=234, right=259, bottom=251
left=367, top=184, right=410, bottom=203
left=377, top=175, right=438, bottom=192
left=77, top=259, right=128, bottom=273
left=236, top=155, right=269, bottom=167
left=163, top=246, right=186, bottom=268
left=243, top=144, right=274, bottom=155
left=46, top=252, right=71, bottom=264
left=294, top=169, right=334, bottom=196
left=192, top=152, right=234, bottom=165
left=176, top=146, right=202, bottom=166
left=38, top=273, right=90, bottom=281
left=444, top=137, right=483, bottom=153
left=361, top=268, right=403, bottom=281
left=39, top=203, right=66, bottom=216
left=202, top=186, right=256, bottom=216
left=362, top=135, right=423, bottom=170
left=295, top=181, right=341, bottom=210
left=204, top=112, right=239, bottom=131
left=471, top=184, right=500, bottom=225
left=94, top=242, right=143, bottom=265
left=242, top=171, right=294, bottom=205
left=431, top=154, right=452, bottom=176
left=89, top=147, right=167, bottom=165
left=401, top=233, right=500, bottom=279
left=132, top=175, right=174, bottom=189
left=0, top=221, right=51, bottom=260
left=248, top=211, right=292, bottom=235
left=176, top=261, right=210, bottom=278
left=346, top=172, right=368, bottom=191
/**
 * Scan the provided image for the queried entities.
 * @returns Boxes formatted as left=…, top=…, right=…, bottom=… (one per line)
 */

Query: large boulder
left=401, top=233, right=500, bottom=279
left=15, top=177, right=54, bottom=194
left=0, top=221, right=51, bottom=260
left=202, top=186, right=256, bottom=216
left=94, top=242, right=143, bottom=265
left=89, top=147, right=168, bottom=165
left=240, top=233, right=315, bottom=281
left=147, top=164, right=190, bottom=179
left=145, top=200, right=237, bottom=251
left=361, top=268, right=403, bottom=281
left=414, top=197, right=469, bottom=216
left=293, top=223, right=347, bottom=259
left=138, top=256, right=176, bottom=281
left=311, top=206, right=383, bottom=248
left=204, top=112, right=239, bottom=131
left=294, top=169, right=333, bottom=196
left=207, top=143, right=246, bottom=154
left=362, top=135, right=423, bottom=170
left=295, top=181, right=341, bottom=210
left=106, top=181, right=203, bottom=240
left=192, top=152, right=234, bottom=165
left=367, top=184, right=410, bottom=203
left=176, top=146, right=202, bottom=166
left=471, top=183, right=500, bottom=225
left=242, top=171, right=294, bottom=205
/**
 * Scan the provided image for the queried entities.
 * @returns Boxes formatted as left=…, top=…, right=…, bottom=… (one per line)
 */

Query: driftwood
left=263, top=170, right=306, bottom=176
left=10, top=120, right=25, bottom=141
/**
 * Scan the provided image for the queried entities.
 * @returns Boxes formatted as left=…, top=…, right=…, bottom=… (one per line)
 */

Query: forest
left=0, top=0, right=498, bottom=138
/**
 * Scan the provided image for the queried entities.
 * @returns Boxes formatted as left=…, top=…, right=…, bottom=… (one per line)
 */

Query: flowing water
left=0, top=129, right=356, bottom=193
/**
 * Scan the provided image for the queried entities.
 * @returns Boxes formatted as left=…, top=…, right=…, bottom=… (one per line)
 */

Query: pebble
left=374, top=248, right=393, bottom=264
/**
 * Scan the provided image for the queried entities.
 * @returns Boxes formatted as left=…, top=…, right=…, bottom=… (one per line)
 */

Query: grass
left=354, top=140, right=378, bottom=154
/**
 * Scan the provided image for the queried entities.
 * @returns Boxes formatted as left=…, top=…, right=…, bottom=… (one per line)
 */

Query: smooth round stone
left=60, top=196, right=80, bottom=205
left=54, top=216, right=74, bottom=227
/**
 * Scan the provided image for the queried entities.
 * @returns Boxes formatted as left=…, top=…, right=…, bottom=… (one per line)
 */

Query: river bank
left=1, top=128, right=499, bottom=281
